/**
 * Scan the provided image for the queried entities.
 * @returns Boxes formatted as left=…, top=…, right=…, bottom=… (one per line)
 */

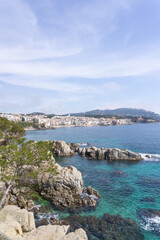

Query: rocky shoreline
left=0, top=140, right=145, bottom=240
left=52, top=140, right=143, bottom=161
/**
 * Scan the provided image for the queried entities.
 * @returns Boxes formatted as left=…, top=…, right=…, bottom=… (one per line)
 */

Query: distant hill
left=69, top=108, right=160, bottom=120
left=27, top=112, right=55, bottom=118
left=27, top=112, right=46, bottom=116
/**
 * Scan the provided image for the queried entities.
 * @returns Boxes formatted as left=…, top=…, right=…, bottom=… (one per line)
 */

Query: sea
left=26, top=123, right=160, bottom=240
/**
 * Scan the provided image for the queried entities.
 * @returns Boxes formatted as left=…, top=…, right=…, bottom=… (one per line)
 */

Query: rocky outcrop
left=0, top=205, right=88, bottom=240
left=75, top=146, right=143, bottom=161
left=19, top=162, right=100, bottom=211
left=52, top=140, right=142, bottom=161
left=39, top=164, right=100, bottom=210
left=52, top=141, right=75, bottom=157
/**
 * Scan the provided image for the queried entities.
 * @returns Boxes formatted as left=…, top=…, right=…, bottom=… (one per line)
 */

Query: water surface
left=26, top=123, right=160, bottom=240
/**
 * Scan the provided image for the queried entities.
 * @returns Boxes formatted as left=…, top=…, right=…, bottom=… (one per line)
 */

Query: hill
left=69, top=108, right=160, bottom=120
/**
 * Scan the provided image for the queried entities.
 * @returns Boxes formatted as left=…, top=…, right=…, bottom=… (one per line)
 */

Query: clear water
left=26, top=123, right=160, bottom=240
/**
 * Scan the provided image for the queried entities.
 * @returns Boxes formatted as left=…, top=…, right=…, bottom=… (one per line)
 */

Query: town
left=0, top=113, right=134, bottom=130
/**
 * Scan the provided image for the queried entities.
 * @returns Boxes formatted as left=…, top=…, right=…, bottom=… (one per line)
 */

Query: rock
left=76, top=146, right=143, bottom=161
left=27, top=200, right=35, bottom=210
left=0, top=219, right=23, bottom=240
left=145, top=154, right=151, bottom=158
left=64, top=214, right=144, bottom=240
left=86, top=186, right=101, bottom=198
left=25, top=225, right=88, bottom=240
left=39, top=163, right=100, bottom=210
left=52, top=141, right=75, bottom=157
left=88, top=198, right=97, bottom=207
left=17, top=196, right=27, bottom=209
left=17, top=157, right=100, bottom=211
left=69, top=143, right=80, bottom=150
left=20, top=162, right=100, bottom=210
left=25, top=225, right=69, bottom=240
left=0, top=205, right=35, bottom=233
left=39, top=163, right=84, bottom=209
left=0, top=205, right=88, bottom=240
left=61, top=228, right=88, bottom=240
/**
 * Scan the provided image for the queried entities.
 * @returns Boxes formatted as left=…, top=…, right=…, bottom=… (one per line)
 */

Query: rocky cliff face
left=0, top=205, right=88, bottom=240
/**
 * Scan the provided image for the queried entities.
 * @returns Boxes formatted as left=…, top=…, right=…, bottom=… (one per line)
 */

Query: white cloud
left=1, top=0, right=159, bottom=86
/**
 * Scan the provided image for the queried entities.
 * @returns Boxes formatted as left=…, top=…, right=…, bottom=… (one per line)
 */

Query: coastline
left=24, top=122, right=159, bottom=131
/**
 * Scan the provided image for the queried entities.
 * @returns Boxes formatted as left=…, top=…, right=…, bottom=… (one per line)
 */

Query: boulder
left=24, top=225, right=69, bottom=240
left=61, top=228, right=88, bottom=240
left=0, top=205, right=88, bottom=240
left=52, top=141, right=75, bottom=157
left=0, top=205, right=35, bottom=233
left=76, top=146, right=143, bottom=161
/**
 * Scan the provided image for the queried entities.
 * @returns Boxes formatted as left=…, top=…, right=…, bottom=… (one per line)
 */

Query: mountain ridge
left=68, top=108, right=160, bottom=120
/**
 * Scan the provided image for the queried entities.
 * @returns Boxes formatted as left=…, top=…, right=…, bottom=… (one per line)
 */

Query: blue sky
left=0, top=0, right=160, bottom=114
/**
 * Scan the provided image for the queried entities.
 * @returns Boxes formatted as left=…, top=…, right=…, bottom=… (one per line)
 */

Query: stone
left=24, top=225, right=69, bottom=240
left=0, top=206, right=88, bottom=240
left=17, top=196, right=27, bottom=209
left=52, top=141, right=75, bottom=157
left=0, top=205, right=35, bottom=233
left=61, top=228, right=88, bottom=240
left=87, top=186, right=101, bottom=198
left=76, top=146, right=143, bottom=161
left=27, top=200, right=35, bottom=210
left=69, top=143, right=79, bottom=150
left=0, top=219, right=23, bottom=240
left=88, top=198, right=97, bottom=207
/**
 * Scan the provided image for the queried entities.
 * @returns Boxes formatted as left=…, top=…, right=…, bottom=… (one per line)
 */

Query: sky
left=0, top=0, right=160, bottom=114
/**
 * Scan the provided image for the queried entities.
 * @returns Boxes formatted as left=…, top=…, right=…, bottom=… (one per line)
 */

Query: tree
left=0, top=117, right=25, bottom=145
left=0, top=141, right=58, bottom=209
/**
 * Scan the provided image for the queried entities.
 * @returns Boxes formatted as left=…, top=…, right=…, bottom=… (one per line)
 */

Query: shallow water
left=26, top=123, right=160, bottom=240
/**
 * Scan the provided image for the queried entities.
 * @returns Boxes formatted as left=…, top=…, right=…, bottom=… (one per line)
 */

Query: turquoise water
left=26, top=123, right=160, bottom=240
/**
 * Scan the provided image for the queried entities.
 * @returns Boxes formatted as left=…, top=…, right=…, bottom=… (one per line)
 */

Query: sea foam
left=140, top=153, right=160, bottom=162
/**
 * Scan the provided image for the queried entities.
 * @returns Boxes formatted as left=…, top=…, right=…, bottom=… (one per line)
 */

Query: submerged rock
left=64, top=213, right=144, bottom=240
left=140, top=197, right=155, bottom=203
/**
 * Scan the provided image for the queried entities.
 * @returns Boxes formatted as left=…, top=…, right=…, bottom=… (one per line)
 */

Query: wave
left=78, top=143, right=88, bottom=146
left=140, top=216, right=160, bottom=233
left=140, top=153, right=160, bottom=162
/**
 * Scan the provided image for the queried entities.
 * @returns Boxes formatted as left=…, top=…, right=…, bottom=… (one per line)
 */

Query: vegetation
left=17, top=121, right=40, bottom=129
left=0, top=117, right=25, bottom=145
left=0, top=117, right=57, bottom=209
